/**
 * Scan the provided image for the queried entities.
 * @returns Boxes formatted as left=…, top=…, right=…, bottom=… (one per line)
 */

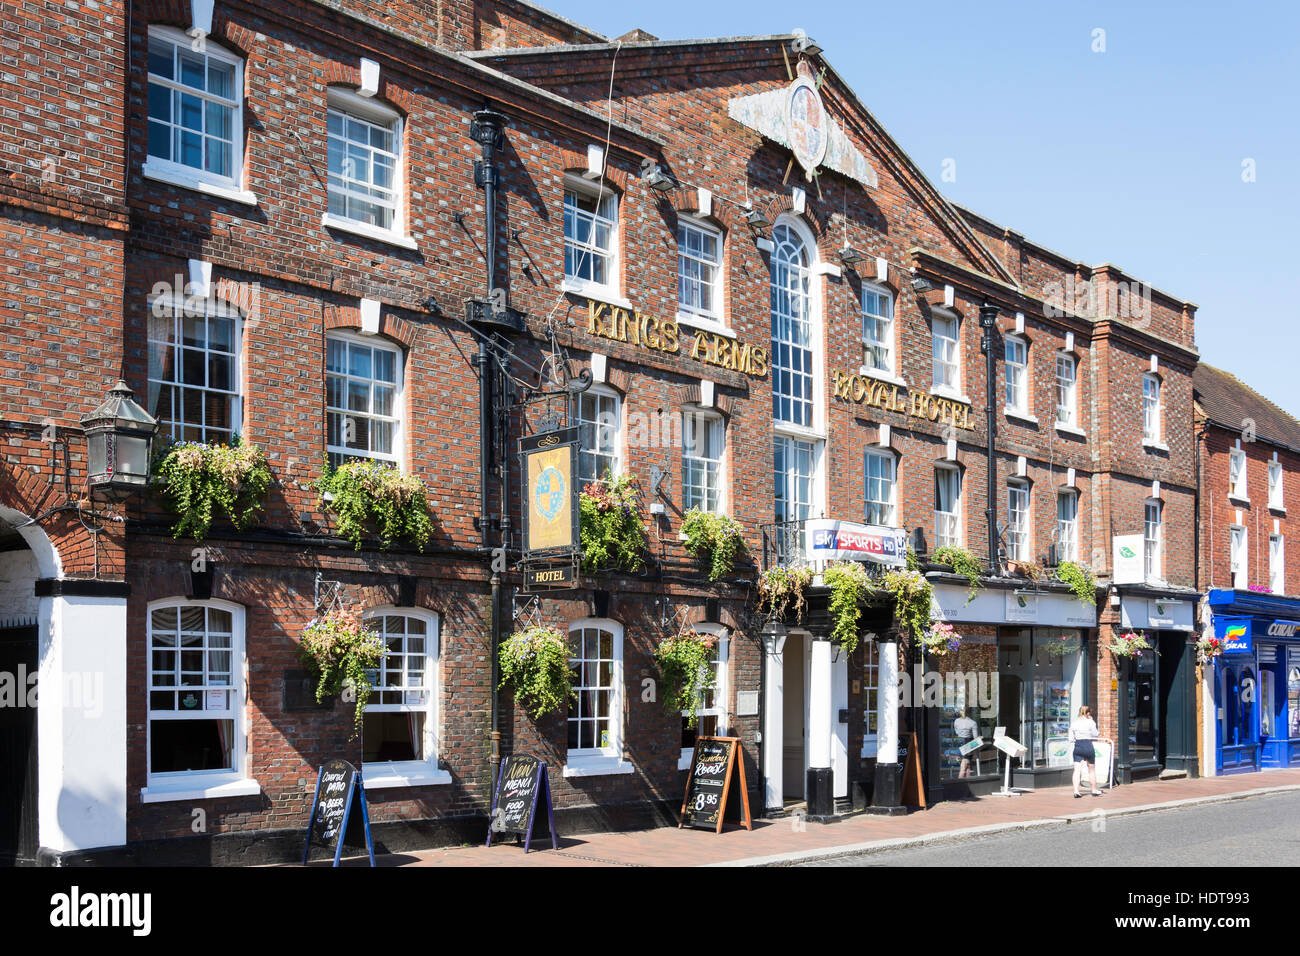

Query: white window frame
left=1270, top=534, right=1285, bottom=594
left=676, top=215, right=725, bottom=332
left=146, top=292, right=243, bottom=444
left=142, top=598, right=258, bottom=803
left=1142, top=373, right=1162, bottom=445
left=1056, top=489, right=1079, bottom=563
left=860, top=640, right=880, bottom=758
left=1144, top=499, right=1163, bottom=582
left=1229, top=448, right=1248, bottom=501
left=1007, top=480, right=1031, bottom=562
left=360, top=607, right=448, bottom=788
left=143, top=26, right=254, bottom=205
left=681, top=408, right=725, bottom=513
left=325, top=330, right=404, bottom=468
left=863, top=448, right=897, bottom=527
left=860, top=283, right=896, bottom=377
left=576, top=384, right=622, bottom=484
left=565, top=619, right=632, bottom=777
left=1230, top=525, right=1248, bottom=589
left=1004, top=335, right=1029, bottom=417
left=931, top=311, right=961, bottom=397
left=562, top=177, right=620, bottom=301
left=1269, top=461, right=1285, bottom=511
left=1055, top=353, right=1078, bottom=428
left=935, top=464, right=962, bottom=549
left=322, top=87, right=414, bottom=249
left=770, top=218, right=824, bottom=435
left=678, top=624, right=729, bottom=770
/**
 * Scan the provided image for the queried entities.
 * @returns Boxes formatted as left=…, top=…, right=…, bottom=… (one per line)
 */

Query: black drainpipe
left=979, top=302, right=1002, bottom=575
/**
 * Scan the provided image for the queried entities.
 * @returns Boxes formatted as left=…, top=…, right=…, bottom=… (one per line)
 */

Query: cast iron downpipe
left=979, top=302, right=1001, bottom=576
left=469, top=108, right=510, bottom=785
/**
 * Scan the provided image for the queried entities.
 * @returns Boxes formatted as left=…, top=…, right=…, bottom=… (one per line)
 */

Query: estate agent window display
left=995, top=629, right=1088, bottom=773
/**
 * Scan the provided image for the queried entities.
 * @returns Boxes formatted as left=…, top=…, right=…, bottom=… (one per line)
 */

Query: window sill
left=562, top=278, right=633, bottom=311
left=1228, top=494, right=1251, bottom=506
left=141, top=775, right=261, bottom=804
left=676, top=313, right=734, bottom=338
left=1269, top=505, right=1286, bottom=515
left=1054, top=422, right=1087, bottom=438
left=361, top=762, right=452, bottom=790
left=930, top=386, right=972, bottom=405
left=1142, top=439, right=1170, bottom=452
left=773, top=422, right=826, bottom=443
left=563, top=755, right=634, bottom=778
left=321, top=213, right=418, bottom=250
left=141, top=160, right=258, bottom=206
left=1005, top=409, right=1038, bottom=426
left=856, top=365, right=907, bottom=388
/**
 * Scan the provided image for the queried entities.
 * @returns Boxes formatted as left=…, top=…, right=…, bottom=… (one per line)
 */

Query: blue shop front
left=1206, top=589, right=1300, bottom=773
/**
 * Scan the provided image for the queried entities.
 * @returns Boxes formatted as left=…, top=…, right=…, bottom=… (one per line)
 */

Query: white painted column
left=877, top=641, right=900, bottom=763
left=831, top=646, right=848, bottom=797
left=808, top=637, right=833, bottom=770
left=39, top=595, right=127, bottom=853
left=762, top=629, right=786, bottom=810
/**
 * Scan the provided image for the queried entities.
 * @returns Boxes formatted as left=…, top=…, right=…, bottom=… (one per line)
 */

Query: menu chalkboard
left=485, top=753, right=558, bottom=852
left=679, top=737, right=752, bottom=833
left=301, top=758, right=375, bottom=867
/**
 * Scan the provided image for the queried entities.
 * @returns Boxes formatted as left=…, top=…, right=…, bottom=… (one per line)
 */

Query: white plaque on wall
left=736, top=690, right=760, bottom=717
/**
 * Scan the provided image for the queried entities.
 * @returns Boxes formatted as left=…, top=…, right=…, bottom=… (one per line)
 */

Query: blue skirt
left=1073, top=740, right=1096, bottom=762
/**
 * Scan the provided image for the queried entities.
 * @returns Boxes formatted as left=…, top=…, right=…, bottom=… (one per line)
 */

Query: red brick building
left=0, top=0, right=1203, bottom=864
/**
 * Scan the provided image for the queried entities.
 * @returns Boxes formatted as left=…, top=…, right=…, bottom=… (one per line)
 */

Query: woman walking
left=1070, top=705, right=1102, bottom=798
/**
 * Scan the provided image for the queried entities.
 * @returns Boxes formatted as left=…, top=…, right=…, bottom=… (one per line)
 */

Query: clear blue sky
left=542, top=0, right=1300, bottom=415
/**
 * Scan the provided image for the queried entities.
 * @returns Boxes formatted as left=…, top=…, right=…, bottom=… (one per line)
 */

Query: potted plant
left=919, top=620, right=961, bottom=657
left=680, top=509, right=744, bottom=582
left=654, top=627, right=717, bottom=727
left=579, top=473, right=648, bottom=574
left=498, top=624, right=576, bottom=718
left=932, top=545, right=982, bottom=603
left=757, top=565, right=813, bottom=623
left=1195, top=635, right=1224, bottom=665
left=1055, top=560, right=1097, bottom=607
left=315, top=458, right=433, bottom=551
left=824, top=561, right=872, bottom=655
left=1107, top=630, right=1153, bottom=658
left=152, top=437, right=272, bottom=540
left=300, top=605, right=388, bottom=735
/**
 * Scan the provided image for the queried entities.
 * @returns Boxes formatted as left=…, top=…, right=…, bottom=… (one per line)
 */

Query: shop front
left=928, top=575, right=1097, bottom=795
left=1206, top=590, right=1300, bottom=774
left=1113, top=588, right=1200, bottom=782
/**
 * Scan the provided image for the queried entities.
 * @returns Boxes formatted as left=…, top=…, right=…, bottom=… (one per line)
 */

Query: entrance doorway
left=782, top=632, right=807, bottom=803
left=0, top=623, right=37, bottom=863
left=1219, top=663, right=1260, bottom=772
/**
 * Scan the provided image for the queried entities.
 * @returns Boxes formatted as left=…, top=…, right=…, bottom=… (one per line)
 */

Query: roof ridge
left=1198, top=363, right=1300, bottom=430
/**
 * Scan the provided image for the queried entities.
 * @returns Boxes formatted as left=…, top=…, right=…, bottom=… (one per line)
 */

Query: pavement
left=350, top=767, right=1300, bottom=867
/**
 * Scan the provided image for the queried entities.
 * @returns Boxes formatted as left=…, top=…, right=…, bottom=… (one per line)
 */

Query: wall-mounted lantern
left=81, top=380, right=158, bottom=499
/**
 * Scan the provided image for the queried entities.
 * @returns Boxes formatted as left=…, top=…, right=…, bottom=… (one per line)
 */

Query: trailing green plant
left=299, top=605, right=387, bottom=736
left=880, top=568, right=934, bottom=644
left=1056, top=560, right=1097, bottom=607
left=933, top=545, right=982, bottom=603
left=654, top=627, right=717, bottom=727
left=1107, top=630, right=1154, bottom=659
left=579, top=473, right=648, bottom=574
left=498, top=624, right=576, bottom=718
left=905, top=546, right=921, bottom=572
left=315, top=458, right=433, bottom=551
left=823, top=561, right=872, bottom=655
left=151, top=437, right=272, bottom=540
left=681, top=509, right=744, bottom=582
left=757, top=565, right=813, bottom=622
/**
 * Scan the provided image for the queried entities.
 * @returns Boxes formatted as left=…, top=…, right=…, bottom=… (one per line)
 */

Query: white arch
left=0, top=503, right=61, bottom=580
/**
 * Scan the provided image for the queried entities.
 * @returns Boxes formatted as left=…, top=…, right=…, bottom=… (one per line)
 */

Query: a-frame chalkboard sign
left=679, top=736, right=752, bottom=833
left=302, top=758, right=375, bottom=867
left=485, top=753, right=559, bottom=852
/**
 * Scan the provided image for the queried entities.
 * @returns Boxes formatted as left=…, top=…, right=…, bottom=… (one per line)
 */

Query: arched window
left=565, top=619, right=630, bottom=777
left=770, top=222, right=814, bottom=428
left=361, top=608, right=446, bottom=788
left=147, top=293, right=242, bottom=444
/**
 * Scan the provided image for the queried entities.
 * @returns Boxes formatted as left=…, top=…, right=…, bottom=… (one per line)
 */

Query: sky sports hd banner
left=804, top=519, right=908, bottom=566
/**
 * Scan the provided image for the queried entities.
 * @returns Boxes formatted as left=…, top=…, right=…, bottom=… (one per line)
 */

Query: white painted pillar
left=762, top=630, right=786, bottom=810
left=39, top=594, right=127, bottom=853
left=831, top=646, right=848, bottom=798
left=808, top=637, right=833, bottom=769
left=877, top=641, right=900, bottom=763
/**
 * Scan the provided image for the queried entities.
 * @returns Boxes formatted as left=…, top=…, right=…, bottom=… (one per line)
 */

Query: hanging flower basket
left=757, top=565, right=813, bottom=623
left=1195, top=635, right=1224, bottom=665
left=579, top=473, right=648, bottom=574
left=919, top=621, right=961, bottom=657
left=824, top=561, right=872, bottom=655
left=152, top=437, right=272, bottom=540
left=1108, top=630, right=1153, bottom=658
left=654, top=627, right=717, bottom=727
left=300, top=605, right=387, bottom=736
left=498, top=624, right=576, bottom=718
left=314, top=459, right=433, bottom=551
left=1044, top=632, right=1083, bottom=657
left=680, top=509, right=744, bottom=582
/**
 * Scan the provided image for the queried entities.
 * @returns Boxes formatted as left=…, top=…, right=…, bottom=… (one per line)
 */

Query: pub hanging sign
left=520, top=427, right=580, bottom=559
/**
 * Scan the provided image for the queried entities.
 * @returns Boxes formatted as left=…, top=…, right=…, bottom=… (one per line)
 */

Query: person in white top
left=1069, top=705, right=1102, bottom=798
left=953, top=710, right=979, bottom=778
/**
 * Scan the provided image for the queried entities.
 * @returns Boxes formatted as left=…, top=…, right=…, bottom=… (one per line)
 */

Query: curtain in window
left=148, top=302, right=176, bottom=418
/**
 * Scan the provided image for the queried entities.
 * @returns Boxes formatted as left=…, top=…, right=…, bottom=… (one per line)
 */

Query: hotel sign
left=805, top=518, right=907, bottom=566
left=831, top=369, right=976, bottom=431
left=585, top=300, right=769, bottom=378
